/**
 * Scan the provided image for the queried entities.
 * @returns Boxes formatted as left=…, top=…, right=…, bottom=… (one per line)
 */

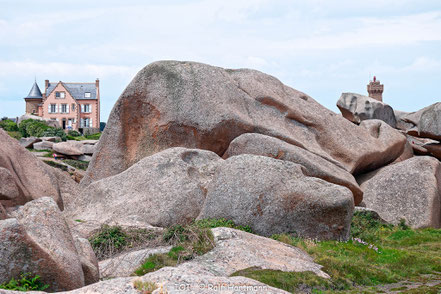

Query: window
left=61, top=104, right=69, bottom=113
left=81, top=104, right=91, bottom=113
left=84, top=92, right=91, bottom=98
left=55, top=92, right=65, bottom=99
left=72, top=104, right=76, bottom=111
left=49, top=104, right=57, bottom=113
left=81, top=118, right=92, bottom=128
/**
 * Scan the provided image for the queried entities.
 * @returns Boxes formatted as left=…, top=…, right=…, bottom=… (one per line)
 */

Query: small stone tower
left=367, top=76, right=384, bottom=102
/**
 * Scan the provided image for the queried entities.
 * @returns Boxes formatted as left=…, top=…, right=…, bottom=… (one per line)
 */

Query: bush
left=0, top=273, right=49, bottom=291
left=68, top=130, right=81, bottom=137
left=7, top=131, right=22, bottom=140
left=42, top=128, right=67, bottom=141
left=0, top=119, right=18, bottom=132
left=18, top=119, right=51, bottom=138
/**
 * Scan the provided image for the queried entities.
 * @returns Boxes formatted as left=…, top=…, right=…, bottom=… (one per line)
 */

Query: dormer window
left=56, top=92, right=65, bottom=99
left=84, top=92, right=91, bottom=98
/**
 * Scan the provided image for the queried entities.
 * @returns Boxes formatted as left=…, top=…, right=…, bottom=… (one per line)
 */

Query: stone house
left=24, top=79, right=100, bottom=132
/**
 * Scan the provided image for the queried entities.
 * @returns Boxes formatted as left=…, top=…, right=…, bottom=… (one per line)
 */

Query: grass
left=0, top=273, right=49, bottom=291
left=133, top=280, right=157, bottom=294
left=134, top=218, right=250, bottom=276
left=233, top=211, right=441, bottom=293
left=42, top=160, right=68, bottom=171
left=89, top=225, right=163, bottom=260
left=62, top=159, right=89, bottom=170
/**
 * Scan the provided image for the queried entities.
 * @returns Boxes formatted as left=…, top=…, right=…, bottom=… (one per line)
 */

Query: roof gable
left=46, top=82, right=97, bottom=100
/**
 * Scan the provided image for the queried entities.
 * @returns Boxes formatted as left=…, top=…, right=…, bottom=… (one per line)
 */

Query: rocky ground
left=0, top=60, right=440, bottom=293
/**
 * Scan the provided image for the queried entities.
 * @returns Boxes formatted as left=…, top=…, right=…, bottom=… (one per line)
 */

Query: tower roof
left=24, top=81, right=43, bottom=99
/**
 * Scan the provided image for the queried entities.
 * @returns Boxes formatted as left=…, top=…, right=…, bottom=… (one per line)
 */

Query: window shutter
left=48, top=104, right=51, bottom=113
left=81, top=104, right=84, bottom=113
left=80, top=119, right=83, bottom=128
left=67, top=104, right=69, bottom=113
left=90, top=104, right=92, bottom=113
left=90, top=118, right=93, bottom=128
left=56, top=104, right=59, bottom=113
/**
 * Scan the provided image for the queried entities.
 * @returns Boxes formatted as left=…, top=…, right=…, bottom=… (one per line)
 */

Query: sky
left=1, top=0, right=440, bottom=121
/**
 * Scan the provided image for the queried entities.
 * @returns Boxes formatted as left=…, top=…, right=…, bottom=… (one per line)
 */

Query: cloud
left=0, top=60, right=138, bottom=79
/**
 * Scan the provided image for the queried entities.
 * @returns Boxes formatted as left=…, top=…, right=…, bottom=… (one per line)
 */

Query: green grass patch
left=235, top=212, right=441, bottom=293
left=62, top=159, right=89, bottom=170
left=43, top=160, right=68, bottom=171
left=89, top=225, right=163, bottom=260
left=193, top=218, right=253, bottom=233
left=0, top=273, right=49, bottom=291
left=7, top=131, right=22, bottom=140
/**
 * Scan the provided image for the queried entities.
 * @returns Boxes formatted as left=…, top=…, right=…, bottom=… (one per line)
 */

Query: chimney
left=95, top=78, right=99, bottom=89
left=45, top=79, right=49, bottom=90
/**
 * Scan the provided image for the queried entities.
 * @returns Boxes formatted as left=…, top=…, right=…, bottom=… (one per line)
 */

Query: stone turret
left=367, top=76, right=384, bottom=102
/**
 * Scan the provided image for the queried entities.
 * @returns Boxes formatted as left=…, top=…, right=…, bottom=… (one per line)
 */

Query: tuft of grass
left=43, top=160, right=68, bottom=171
left=89, top=225, right=163, bottom=260
left=193, top=218, right=253, bottom=233
left=62, top=159, right=89, bottom=170
left=0, top=273, right=49, bottom=291
left=231, top=268, right=331, bottom=293
left=133, top=280, right=157, bottom=294
left=238, top=212, right=441, bottom=293
left=7, top=131, right=22, bottom=140
left=134, top=221, right=218, bottom=276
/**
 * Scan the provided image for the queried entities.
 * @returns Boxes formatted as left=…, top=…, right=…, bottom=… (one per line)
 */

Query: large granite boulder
left=419, top=102, right=441, bottom=140
left=358, top=156, right=441, bottom=228
left=337, top=93, right=397, bottom=127
left=33, top=140, right=54, bottom=151
left=19, top=136, right=41, bottom=148
left=198, top=155, right=354, bottom=240
left=0, top=129, right=63, bottom=209
left=0, top=197, right=86, bottom=291
left=224, top=133, right=363, bottom=205
left=69, top=148, right=222, bottom=228
left=82, top=61, right=404, bottom=186
left=0, top=167, right=20, bottom=202
left=358, top=119, right=407, bottom=168
left=53, top=141, right=83, bottom=156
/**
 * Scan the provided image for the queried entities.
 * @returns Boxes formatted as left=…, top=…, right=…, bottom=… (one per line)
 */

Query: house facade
left=24, top=79, right=100, bottom=132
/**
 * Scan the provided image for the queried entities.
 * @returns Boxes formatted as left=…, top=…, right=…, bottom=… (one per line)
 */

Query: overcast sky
left=1, top=0, right=440, bottom=121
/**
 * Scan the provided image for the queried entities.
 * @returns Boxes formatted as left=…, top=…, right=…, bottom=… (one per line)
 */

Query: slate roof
left=46, top=82, right=97, bottom=100
left=24, top=82, right=43, bottom=99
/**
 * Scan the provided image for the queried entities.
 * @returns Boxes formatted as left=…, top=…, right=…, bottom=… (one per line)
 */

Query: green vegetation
left=7, top=131, right=22, bottom=140
left=41, top=127, right=66, bottom=141
left=0, top=119, right=19, bottom=132
left=236, top=211, right=441, bottom=293
left=63, top=159, right=89, bottom=170
left=0, top=273, right=49, bottom=291
left=68, top=130, right=81, bottom=137
left=134, top=219, right=250, bottom=276
left=134, top=222, right=215, bottom=276
left=89, top=225, right=162, bottom=260
left=43, top=160, right=68, bottom=171
left=67, top=132, right=101, bottom=141
left=133, top=280, right=157, bottom=294
left=193, top=218, right=253, bottom=233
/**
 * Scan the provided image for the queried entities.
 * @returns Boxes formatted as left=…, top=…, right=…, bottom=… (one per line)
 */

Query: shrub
left=0, top=119, right=18, bottom=132
left=0, top=273, right=49, bottom=291
left=18, top=119, right=51, bottom=138
left=68, top=130, right=81, bottom=137
left=7, top=131, right=22, bottom=140
left=42, top=128, right=67, bottom=141
left=89, top=225, right=127, bottom=258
